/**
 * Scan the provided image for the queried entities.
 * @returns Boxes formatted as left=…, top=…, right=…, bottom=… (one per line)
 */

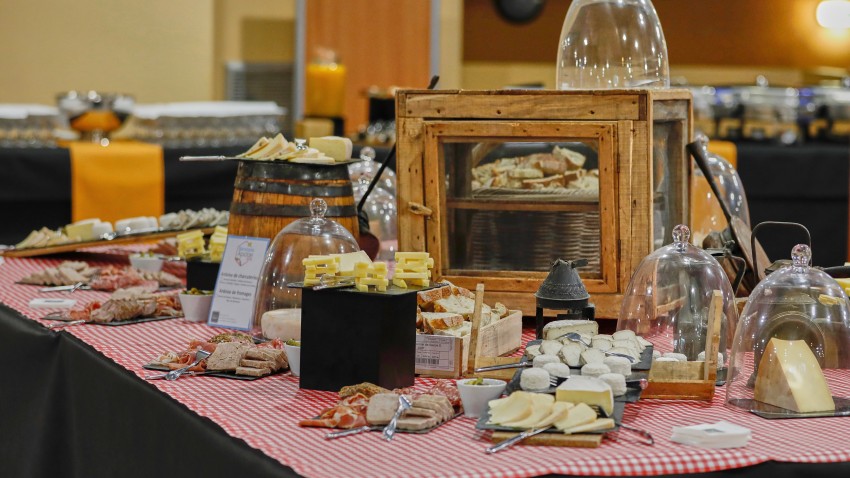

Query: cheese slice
left=308, top=136, right=353, bottom=162
left=543, top=319, right=599, bottom=340
left=754, top=338, right=835, bottom=413
left=563, top=418, right=615, bottom=435
left=555, top=376, right=614, bottom=416
left=553, top=403, right=597, bottom=432
left=502, top=393, right=555, bottom=428
left=394, top=272, right=430, bottom=280
left=533, top=401, right=573, bottom=429
left=488, top=392, right=534, bottom=425
left=64, top=222, right=96, bottom=241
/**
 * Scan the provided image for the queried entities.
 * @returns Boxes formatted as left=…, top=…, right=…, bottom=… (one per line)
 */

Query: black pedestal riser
left=299, top=287, right=416, bottom=391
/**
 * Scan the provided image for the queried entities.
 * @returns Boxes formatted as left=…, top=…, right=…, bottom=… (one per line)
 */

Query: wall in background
left=460, top=0, right=850, bottom=88
left=305, top=0, right=431, bottom=134
left=0, top=0, right=215, bottom=103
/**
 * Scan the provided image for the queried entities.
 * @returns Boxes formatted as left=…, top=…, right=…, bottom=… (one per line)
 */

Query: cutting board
left=490, top=431, right=603, bottom=448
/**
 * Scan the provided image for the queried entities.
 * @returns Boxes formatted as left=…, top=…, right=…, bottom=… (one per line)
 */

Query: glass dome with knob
left=251, top=198, right=359, bottom=339
left=726, top=244, right=850, bottom=418
left=556, top=0, right=669, bottom=90
left=617, top=224, right=738, bottom=369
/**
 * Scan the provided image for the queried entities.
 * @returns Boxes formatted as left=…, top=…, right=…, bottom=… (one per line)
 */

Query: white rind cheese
left=542, top=319, right=599, bottom=340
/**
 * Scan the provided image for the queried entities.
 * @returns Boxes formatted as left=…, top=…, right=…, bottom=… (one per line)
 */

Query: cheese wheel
left=580, top=362, right=611, bottom=378
left=520, top=368, right=550, bottom=392
left=260, top=308, right=302, bottom=340
left=598, top=373, right=627, bottom=397
left=603, top=356, right=632, bottom=377
left=533, top=354, right=560, bottom=368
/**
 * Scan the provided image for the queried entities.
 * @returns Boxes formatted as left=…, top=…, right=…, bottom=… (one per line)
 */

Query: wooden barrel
left=228, top=161, right=359, bottom=240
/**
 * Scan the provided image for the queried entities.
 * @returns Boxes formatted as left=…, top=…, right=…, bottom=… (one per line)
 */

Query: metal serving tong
left=382, top=395, right=413, bottom=441
left=40, top=282, right=89, bottom=293
left=312, top=275, right=356, bottom=290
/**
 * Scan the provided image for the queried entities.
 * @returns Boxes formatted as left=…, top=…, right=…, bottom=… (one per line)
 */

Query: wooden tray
left=1, top=227, right=215, bottom=258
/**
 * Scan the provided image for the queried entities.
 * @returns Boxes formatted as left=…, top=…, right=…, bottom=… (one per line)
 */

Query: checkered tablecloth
left=3, top=253, right=850, bottom=478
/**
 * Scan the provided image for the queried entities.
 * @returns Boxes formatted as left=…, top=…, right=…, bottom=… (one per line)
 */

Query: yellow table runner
left=70, top=141, right=165, bottom=223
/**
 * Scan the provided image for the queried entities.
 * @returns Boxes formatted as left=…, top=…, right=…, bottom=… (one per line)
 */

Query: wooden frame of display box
left=395, top=89, right=693, bottom=319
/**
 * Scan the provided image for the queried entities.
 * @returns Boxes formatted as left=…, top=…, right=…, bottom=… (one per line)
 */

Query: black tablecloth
left=0, top=303, right=295, bottom=478
left=735, top=141, right=850, bottom=266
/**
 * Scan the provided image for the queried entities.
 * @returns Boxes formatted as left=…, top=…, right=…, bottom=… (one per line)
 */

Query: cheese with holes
left=542, top=320, right=599, bottom=340
left=754, top=338, right=835, bottom=413
left=553, top=402, right=596, bottom=432
left=555, top=376, right=614, bottom=416
left=309, top=136, right=352, bottom=162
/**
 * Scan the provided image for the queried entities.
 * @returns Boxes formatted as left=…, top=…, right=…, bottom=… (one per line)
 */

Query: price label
left=415, top=335, right=457, bottom=373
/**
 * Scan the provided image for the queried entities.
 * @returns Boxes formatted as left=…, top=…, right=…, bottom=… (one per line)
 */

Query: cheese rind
left=754, top=338, right=835, bottom=413
left=308, top=136, right=353, bottom=162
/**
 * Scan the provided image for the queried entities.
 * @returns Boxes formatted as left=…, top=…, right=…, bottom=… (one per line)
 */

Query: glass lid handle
left=672, top=224, right=691, bottom=252
left=310, top=198, right=328, bottom=219
left=359, top=146, right=376, bottom=162
left=791, top=243, right=812, bottom=271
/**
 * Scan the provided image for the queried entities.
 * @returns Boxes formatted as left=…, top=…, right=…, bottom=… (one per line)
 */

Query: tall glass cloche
left=617, top=225, right=738, bottom=366
left=726, top=244, right=850, bottom=418
left=252, top=198, right=359, bottom=337
left=556, top=0, right=669, bottom=90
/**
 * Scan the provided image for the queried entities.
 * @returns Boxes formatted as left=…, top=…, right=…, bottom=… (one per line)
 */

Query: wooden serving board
left=1, top=227, right=215, bottom=258
left=490, top=431, right=603, bottom=448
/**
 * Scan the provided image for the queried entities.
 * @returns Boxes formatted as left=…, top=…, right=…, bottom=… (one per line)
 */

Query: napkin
left=671, top=421, right=751, bottom=449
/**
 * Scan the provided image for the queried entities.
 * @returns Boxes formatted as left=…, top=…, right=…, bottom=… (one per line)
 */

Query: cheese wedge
left=555, top=376, right=614, bottom=416
left=754, top=338, right=835, bottom=413
left=308, top=136, right=353, bottom=162
left=553, top=403, right=597, bottom=432
left=543, top=319, right=599, bottom=340
left=563, top=418, right=615, bottom=435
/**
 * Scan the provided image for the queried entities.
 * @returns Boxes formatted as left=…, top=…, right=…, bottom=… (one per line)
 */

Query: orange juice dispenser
left=304, top=48, right=346, bottom=136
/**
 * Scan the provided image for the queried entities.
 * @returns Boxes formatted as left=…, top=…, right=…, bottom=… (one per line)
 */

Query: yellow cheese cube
left=358, top=277, right=389, bottom=287
left=408, top=279, right=430, bottom=287
left=395, top=252, right=430, bottom=261
left=394, top=272, right=430, bottom=280
left=355, top=283, right=369, bottom=292
left=392, top=278, right=408, bottom=288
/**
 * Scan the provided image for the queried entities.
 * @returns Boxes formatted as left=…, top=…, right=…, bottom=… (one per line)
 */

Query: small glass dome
left=252, top=198, right=359, bottom=336
left=726, top=244, right=850, bottom=417
left=691, top=134, right=751, bottom=245
left=353, top=178, right=398, bottom=262
left=348, top=147, right=397, bottom=195
left=617, top=225, right=738, bottom=365
left=556, top=0, right=669, bottom=90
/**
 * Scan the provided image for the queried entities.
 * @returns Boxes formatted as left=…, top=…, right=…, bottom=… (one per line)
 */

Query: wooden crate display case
left=396, top=90, right=693, bottom=319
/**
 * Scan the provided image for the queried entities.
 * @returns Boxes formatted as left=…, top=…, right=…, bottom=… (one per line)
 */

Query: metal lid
left=535, top=258, right=590, bottom=309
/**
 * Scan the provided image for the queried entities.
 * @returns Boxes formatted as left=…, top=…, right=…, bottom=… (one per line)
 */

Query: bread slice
left=240, top=359, right=277, bottom=371
left=236, top=366, right=271, bottom=377
left=416, top=286, right=452, bottom=310
left=206, top=342, right=252, bottom=371
left=421, top=312, right=464, bottom=332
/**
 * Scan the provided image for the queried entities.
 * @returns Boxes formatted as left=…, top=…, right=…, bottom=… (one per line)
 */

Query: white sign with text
left=207, top=235, right=270, bottom=330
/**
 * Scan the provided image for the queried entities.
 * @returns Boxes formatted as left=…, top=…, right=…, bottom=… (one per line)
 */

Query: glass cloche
left=252, top=198, right=359, bottom=338
left=617, top=225, right=738, bottom=367
left=691, top=133, right=751, bottom=245
left=726, top=244, right=850, bottom=417
left=353, top=178, right=397, bottom=262
left=556, top=0, right=669, bottom=90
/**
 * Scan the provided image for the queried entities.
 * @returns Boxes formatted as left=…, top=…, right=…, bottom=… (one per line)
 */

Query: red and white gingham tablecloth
left=2, top=252, right=850, bottom=478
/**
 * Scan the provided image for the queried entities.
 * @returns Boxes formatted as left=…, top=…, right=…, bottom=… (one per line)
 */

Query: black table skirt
left=0, top=304, right=295, bottom=478
left=2, top=304, right=850, bottom=478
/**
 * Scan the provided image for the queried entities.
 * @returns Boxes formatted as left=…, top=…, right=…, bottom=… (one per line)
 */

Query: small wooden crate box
left=396, top=89, right=692, bottom=319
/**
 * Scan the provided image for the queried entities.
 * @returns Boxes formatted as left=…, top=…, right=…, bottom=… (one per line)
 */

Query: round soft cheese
left=591, top=337, right=613, bottom=351
left=662, top=352, right=688, bottom=362
left=520, top=368, right=551, bottom=392
left=697, top=351, right=725, bottom=369
left=603, top=356, right=632, bottom=377
left=612, top=330, right=636, bottom=341
left=525, top=344, right=542, bottom=360
left=115, top=219, right=132, bottom=232
left=261, top=308, right=302, bottom=340
left=598, top=373, right=628, bottom=396
left=542, top=362, right=571, bottom=379
left=540, top=339, right=563, bottom=356
left=533, top=354, right=560, bottom=368
left=580, top=362, right=611, bottom=378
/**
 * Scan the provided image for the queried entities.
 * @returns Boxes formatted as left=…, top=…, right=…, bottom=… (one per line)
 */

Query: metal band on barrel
left=231, top=203, right=357, bottom=217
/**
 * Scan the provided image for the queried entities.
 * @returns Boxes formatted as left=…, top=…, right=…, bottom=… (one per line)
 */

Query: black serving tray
left=525, top=339, right=654, bottom=371
left=475, top=401, right=624, bottom=434
left=728, top=397, right=850, bottom=419
left=44, top=314, right=181, bottom=326
left=143, top=363, right=286, bottom=381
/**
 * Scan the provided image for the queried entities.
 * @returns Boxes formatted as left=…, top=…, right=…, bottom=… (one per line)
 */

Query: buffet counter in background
left=0, top=142, right=846, bottom=265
